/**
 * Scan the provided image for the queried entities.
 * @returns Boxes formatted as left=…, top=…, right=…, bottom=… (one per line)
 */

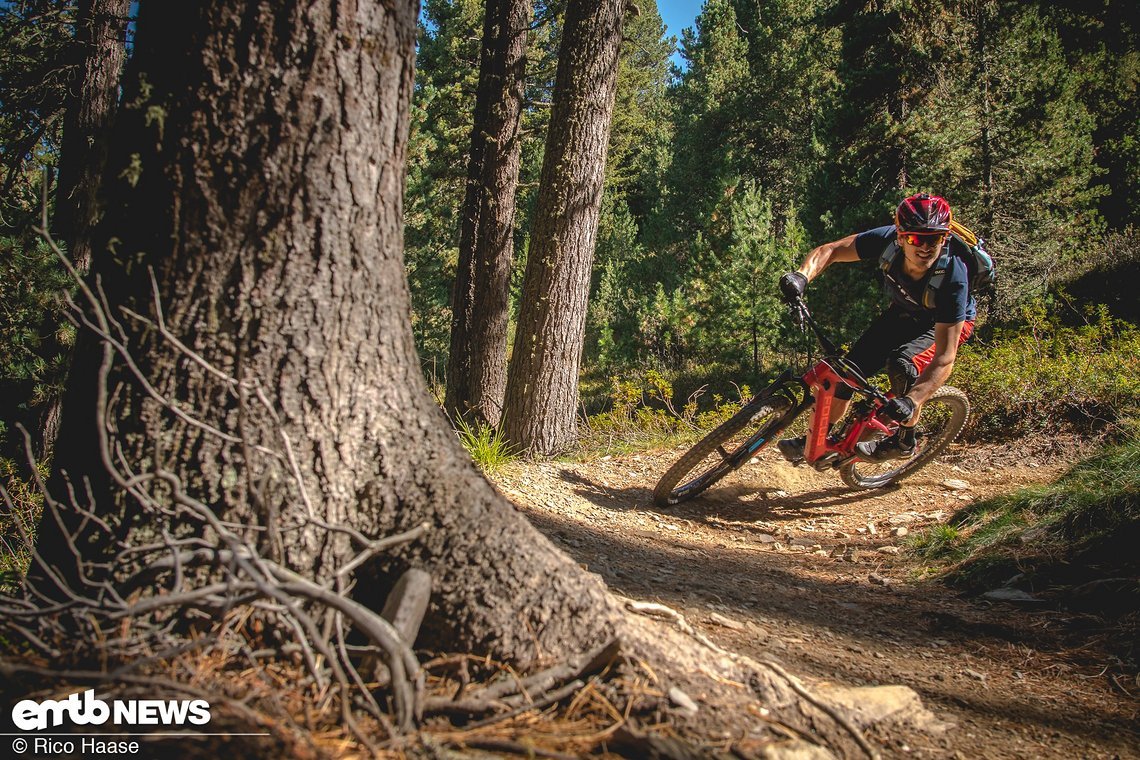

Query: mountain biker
left=776, top=193, right=977, bottom=462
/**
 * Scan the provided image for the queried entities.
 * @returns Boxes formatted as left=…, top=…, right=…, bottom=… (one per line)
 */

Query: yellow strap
left=949, top=219, right=978, bottom=246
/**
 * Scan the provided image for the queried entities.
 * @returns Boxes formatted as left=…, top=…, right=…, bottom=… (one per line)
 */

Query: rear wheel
left=839, top=385, right=969, bottom=489
left=653, top=387, right=799, bottom=508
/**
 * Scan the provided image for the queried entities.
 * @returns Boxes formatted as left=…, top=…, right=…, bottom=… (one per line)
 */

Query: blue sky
left=415, top=0, right=703, bottom=69
left=656, top=0, right=704, bottom=40
left=655, top=0, right=704, bottom=68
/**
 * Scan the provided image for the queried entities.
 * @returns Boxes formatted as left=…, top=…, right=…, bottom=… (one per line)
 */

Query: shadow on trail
left=522, top=503, right=1066, bottom=656
left=789, top=637, right=1140, bottom=751
left=513, top=491, right=1139, bottom=749
left=557, top=467, right=892, bottom=526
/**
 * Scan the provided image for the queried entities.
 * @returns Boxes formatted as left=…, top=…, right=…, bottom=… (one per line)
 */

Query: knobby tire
left=839, top=385, right=969, bottom=489
left=653, top=388, right=797, bottom=508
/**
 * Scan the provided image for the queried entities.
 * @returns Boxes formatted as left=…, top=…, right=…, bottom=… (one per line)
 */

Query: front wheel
left=839, top=385, right=969, bottom=489
left=653, top=387, right=798, bottom=508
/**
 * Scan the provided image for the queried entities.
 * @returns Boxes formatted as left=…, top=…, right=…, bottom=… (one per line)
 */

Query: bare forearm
left=798, top=245, right=834, bottom=280
left=797, top=234, right=859, bottom=281
left=909, top=359, right=954, bottom=406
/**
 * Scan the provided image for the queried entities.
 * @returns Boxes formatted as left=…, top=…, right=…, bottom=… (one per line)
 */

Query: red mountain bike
left=653, top=296, right=969, bottom=508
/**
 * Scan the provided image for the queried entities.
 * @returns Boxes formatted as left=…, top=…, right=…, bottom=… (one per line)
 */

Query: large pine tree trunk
left=500, top=0, right=627, bottom=456
left=38, top=0, right=131, bottom=458
left=21, top=4, right=938, bottom=749
left=54, top=0, right=131, bottom=275
left=444, top=0, right=535, bottom=426
left=36, top=0, right=618, bottom=667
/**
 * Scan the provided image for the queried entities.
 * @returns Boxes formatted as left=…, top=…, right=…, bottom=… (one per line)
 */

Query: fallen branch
left=465, top=678, right=586, bottom=730
left=424, top=637, right=621, bottom=717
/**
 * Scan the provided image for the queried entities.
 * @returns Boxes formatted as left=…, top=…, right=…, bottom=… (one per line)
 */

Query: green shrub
left=576, top=370, right=752, bottom=457
left=1, top=235, right=75, bottom=460
left=0, top=456, right=45, bottom=593
left=955, top=298, right=1140, bottom=437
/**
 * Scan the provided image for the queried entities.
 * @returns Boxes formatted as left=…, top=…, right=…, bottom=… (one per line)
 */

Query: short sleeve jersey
left=854, top=225, right=977, bottom=324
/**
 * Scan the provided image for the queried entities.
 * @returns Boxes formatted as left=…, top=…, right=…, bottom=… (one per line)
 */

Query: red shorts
left=839, top=308, right=975, bottom=398
left=910, top=320, right=974, bottom=375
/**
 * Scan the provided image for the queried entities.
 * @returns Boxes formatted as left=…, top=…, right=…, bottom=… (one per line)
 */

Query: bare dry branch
left=2, top=227, right=434, bottom=745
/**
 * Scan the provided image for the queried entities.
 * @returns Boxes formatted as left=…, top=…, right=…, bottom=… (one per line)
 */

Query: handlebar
left=786, top=296, right=889, bottom=403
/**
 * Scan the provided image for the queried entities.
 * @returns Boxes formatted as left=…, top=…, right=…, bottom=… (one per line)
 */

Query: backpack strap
left=922, top=252, right=952, bottom=309
left=879, top=241, right=901, bottom=275
left=882, top=225, right=990, bottom=309
left=879, top=242, right=926, bottom=309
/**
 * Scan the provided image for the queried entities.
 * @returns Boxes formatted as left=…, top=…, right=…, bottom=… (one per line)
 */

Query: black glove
left=881, top=395, right=917, bottom=423
left=779, top=271, right=808, bottom=303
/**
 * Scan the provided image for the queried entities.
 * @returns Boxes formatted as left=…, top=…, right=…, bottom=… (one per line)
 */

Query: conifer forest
left=0, top=0, right=1137, bottom=757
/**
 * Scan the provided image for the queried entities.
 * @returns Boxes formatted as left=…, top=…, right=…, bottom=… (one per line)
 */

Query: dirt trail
left=493, top=441, right=1139, bottom=759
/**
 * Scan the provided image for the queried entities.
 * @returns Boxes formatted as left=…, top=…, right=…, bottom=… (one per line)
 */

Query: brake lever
left=787, top=298, right=808, bottom=333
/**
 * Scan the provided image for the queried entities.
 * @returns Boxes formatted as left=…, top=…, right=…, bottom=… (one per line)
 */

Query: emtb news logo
left=11, top=689, right=211, bottom=731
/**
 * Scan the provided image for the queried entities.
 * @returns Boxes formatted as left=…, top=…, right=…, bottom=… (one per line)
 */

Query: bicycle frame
left=653, top=296, right=971, bottom=507
left=799, top=359, right=896, bottom=468
left=654, top=296, right=970, bottom=506
left=787, top=298, right=899, bottom=469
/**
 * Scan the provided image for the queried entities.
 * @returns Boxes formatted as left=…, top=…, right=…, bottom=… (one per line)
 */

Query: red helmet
left=894, top=193, right=952, bottom=233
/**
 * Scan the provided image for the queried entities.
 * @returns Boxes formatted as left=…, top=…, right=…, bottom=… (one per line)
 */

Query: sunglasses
left=900, top=232, right=947, bottom=247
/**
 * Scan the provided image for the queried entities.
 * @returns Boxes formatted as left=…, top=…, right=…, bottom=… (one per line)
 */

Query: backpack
left=879, top=220, right=996, bottom=309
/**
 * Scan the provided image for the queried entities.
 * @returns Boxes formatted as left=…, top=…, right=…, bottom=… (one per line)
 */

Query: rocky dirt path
left=492, top=441, right=1139, bottom=759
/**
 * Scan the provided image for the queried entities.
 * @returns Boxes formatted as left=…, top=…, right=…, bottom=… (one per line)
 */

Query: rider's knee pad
left=886, top=354, right=919, bottom=396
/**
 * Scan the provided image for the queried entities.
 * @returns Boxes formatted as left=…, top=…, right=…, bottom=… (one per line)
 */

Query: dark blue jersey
left=854, top=225, right=977, bottom=323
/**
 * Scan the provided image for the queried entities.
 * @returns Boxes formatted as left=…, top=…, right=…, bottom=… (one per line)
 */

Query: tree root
left=622, top=595, right=887, bottom=759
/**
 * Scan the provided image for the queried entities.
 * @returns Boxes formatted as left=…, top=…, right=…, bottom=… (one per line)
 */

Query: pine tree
left=501, top=0, right=630, bottom=455
left=663, top=0, right=750, bottom=239
left=404, top=0, right=485, bottom=368
left=728, top=0, right=838, bottom=212
left=39, top=0, right=132, bottom=458
left=445, top=0, right=536, bottom=425
left=918, top=0, right=1103, bottom=310
left=0, top=0, right=73, bottom=223
left=586, top=0, right=675, bottom=370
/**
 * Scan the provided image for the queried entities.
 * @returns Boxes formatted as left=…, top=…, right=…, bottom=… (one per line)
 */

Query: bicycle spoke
left=654, top=393, right=796, bottom=507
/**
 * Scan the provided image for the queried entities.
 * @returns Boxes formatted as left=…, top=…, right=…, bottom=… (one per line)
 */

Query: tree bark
left=54, top=0, right=131, bottom=276
left=36, top=0, right=618, bottom=667
left=444, top=0, right=535, bottom=427
left=20, top=4, right=941, bottom=750
left=975, top=0, right=995, bottom=236
left=36, top=0, right=131, bottom=459
left=500, top=0, right=628, bottom=456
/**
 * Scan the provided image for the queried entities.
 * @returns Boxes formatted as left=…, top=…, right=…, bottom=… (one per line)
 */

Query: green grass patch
left=908, top=523, right=961, bottom=557
left=908, top=436, right=1140, bottom=607
left=454, top=417, right=517, bottom=475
